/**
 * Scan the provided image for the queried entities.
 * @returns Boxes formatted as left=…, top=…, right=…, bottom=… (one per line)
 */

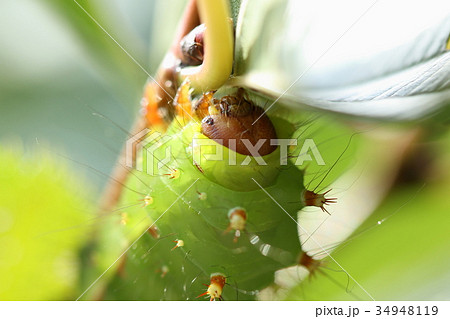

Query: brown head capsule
left=200, top=94, right=277, bottom=156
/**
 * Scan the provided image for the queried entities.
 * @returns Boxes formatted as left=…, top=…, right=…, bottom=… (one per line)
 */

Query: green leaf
left=233, top=0, right=450, bottom=121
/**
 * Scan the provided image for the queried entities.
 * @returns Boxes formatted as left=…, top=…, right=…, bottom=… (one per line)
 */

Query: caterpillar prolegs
left=81, top=81, right=336, bottom=301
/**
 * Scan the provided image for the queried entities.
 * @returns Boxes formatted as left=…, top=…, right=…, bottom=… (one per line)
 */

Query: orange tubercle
left=224, top=207, right=247, bottom=243
left=197, top=273, right=226, bottom=301
left=142, top=82, right=167, bottom=132
left=299, top=252, right=322, bottom=277
left=171, top=239, right=184, bottom=251
left=164, top=169, right=180, bottom=180
left=193, top=91, right=215, bottom=119
left=142, top=195, right=154, bottom=207
left=174, top=79, right=194, bottom=123
left=301, top=189, right=337, bottom=215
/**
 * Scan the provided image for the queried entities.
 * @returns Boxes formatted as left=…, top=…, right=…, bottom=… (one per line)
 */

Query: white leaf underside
left=235, top=0, right=450, bottom=120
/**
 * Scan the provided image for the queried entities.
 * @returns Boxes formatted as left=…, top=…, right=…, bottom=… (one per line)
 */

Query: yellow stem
left=180, top=0, right=234, bottom=92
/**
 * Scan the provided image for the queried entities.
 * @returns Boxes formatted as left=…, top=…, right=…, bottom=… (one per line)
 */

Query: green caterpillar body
left=81, top=89, right=312, bottom=301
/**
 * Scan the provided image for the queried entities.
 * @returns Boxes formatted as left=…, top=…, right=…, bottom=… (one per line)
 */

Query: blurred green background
left=0, top=0, right=182, bottom=187
left=0, top=0, right=183, bottom=300
left=0, top=0, right=449, bottom=300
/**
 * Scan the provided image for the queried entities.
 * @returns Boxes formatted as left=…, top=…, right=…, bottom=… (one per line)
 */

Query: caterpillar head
left=200, top=94, right=277, bottom=156
left=173, top=81, right=294, bottom=191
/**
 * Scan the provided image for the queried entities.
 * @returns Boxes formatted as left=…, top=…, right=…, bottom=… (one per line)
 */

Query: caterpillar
left=75, top=89, right=436, bottom=301
left=77, top=78, right=344, bottom=301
